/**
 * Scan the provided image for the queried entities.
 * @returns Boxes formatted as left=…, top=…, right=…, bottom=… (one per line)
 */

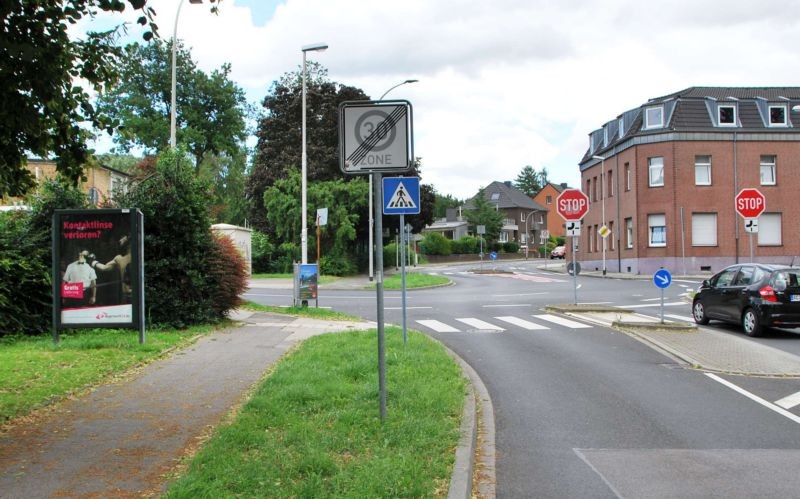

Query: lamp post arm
left=170, top=0, right=187, bottom=149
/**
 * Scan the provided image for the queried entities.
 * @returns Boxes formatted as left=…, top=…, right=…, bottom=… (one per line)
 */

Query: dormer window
left=769, top=105, right=787, bottom=126
left=618, top=117, right=625, bottom=137
left=645, top=106, right=664, bottom=129
left=718, top=105, right=737, bottom=126
left=603, top=127, right=609, bottom=147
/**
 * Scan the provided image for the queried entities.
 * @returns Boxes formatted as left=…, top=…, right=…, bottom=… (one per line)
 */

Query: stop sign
left=735, top=188, right=766, bottom=218
left=557, top=189, right=590, bottom=221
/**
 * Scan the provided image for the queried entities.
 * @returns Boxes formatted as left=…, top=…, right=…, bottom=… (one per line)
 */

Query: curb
left=612, top=320, right=697, bottom=333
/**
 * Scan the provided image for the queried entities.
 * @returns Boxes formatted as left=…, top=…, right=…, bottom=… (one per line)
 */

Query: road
left=245, top=260, right=800, bottom=497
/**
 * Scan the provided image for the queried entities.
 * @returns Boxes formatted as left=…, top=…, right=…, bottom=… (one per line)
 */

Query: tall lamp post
left=368, top=79, right=418, bottom=280
left=592, top=154, right=606, bottom=276
left=170, top=0, right=203, bottom=148
left=301, top=42, right=328, bottom=264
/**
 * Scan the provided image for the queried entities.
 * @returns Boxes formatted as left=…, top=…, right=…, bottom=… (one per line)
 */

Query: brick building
left=532, top=182, right=569, bottom=239
left=578, top=87, right=800, bottom=275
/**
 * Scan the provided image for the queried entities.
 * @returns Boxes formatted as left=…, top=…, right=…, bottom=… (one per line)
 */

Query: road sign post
left=735, top=188, right=765, bottom=263
left=653, top=268, right=672, bottom=323
left=557, top=189, right=590, bottom=304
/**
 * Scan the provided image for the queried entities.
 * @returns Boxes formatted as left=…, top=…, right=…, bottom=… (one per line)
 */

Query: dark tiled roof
left=465, top=181, right=548, bottom=211
left=649, top=87, right=800, bottom=102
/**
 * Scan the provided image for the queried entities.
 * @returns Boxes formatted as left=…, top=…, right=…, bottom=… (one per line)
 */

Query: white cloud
left=83, top=0, right=800, bottom=199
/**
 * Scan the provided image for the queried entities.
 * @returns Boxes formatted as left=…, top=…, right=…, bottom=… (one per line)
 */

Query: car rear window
left=772, top=270, right=800, bottom=291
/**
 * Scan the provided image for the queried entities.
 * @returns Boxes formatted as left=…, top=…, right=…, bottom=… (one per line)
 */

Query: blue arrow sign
left=383, top=177, right=420, bottom=215
left=490, top=251, right=497, bottom=261
left=653, top=268, right=672, bottom=289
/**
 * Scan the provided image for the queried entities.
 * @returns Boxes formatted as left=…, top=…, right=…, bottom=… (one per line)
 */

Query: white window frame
left=694, top=155, right=711, bottom=186
left=769, top=105, right=787, bottom=126
left=648, top=214, right=666, bottom=247
left=625, top=163, right=631, bottom=191
left=648, top=157, right=664, bottom=187
left=619, top=117, right=625, bottom=138
left=718, top=105, right=737, bottom=126
left=760, top=155, right=776, bottom=186
left=691, top=213, right=717, bottom=246
left=499, top=231, right=509, bottom=243
left=645, top=106, right=664, bottom=129
left=758, top=213, right=782, bottom=246
left=625, top=218, right=633, bottom=249
left=603, top=127, right=609, bottom=147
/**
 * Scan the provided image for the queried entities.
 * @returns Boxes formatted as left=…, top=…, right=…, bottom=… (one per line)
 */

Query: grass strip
left=242, top=301, right=360, bottom=321
left=379, top=272, right=451, bottom=290
left=166, top=327, right=466, bottom=498
left=0, top=325, right=213, bottom=423
left=251, top=273, right=340, bottom=284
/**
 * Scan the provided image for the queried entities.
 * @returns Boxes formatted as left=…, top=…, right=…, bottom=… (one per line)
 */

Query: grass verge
left=379, top=272, right=451, bottom=290
left=0, top=325, right=215, bottom=423
left=251, top=273, right=340, bottom=285
left=166, top=327, right=466, bottom=497
left=241, top=301, right=360, bottom=321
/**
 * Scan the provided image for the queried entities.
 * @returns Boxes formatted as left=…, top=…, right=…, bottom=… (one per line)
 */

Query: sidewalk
left=0, top=313, right=373, bottom=497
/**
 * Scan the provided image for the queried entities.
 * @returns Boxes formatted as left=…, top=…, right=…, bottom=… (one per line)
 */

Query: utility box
left=211, top=224, right=252, bottom=275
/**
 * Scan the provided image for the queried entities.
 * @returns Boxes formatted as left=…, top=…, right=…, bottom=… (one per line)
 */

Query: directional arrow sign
left=744, top=218, right=759, bottom=233
left=653, top=268, right=672, bottom=289
left=566, top=221, right=581, bottom=236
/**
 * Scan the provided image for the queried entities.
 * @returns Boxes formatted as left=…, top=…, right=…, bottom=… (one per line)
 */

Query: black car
left=692, top=263, right=800, bottom=337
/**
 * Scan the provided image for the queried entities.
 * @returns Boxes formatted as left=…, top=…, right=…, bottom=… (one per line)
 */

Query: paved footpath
left=0, top=312, right=373, bottom=497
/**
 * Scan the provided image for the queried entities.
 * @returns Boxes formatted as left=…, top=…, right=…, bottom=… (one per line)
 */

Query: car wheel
left=692, top=300, right=709, bottom=325
left=742, top=308, right=762, bottom=337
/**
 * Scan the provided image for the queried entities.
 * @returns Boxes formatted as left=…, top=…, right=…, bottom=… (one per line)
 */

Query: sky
left=83, top=0, right=800, bottom=200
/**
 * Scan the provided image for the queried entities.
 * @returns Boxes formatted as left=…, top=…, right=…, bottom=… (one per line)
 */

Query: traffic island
left=612, top=318, right=698, bottom=333
left=546, top=303, right=635, bottom=314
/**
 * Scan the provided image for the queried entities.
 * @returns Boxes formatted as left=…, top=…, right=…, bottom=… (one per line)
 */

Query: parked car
left=550, top=246, right=566, bottom=259
left=692, top=263, right=800, bottom=337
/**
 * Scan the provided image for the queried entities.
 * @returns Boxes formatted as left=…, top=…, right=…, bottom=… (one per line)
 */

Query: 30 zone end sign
left=339, top=100, right=413, bottom=174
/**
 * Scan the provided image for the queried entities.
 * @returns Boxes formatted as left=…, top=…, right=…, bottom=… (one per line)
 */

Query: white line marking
left=705, top=373, right=800, bottom=425
left=493, top=293, right=548, bottom=297
left=641, top=298, right=663, bottom=302
left=775, top=391, right=800, bottom=410
left=623, top=301, right=687, bottom=308
left=456, top=318, right=505, bottom=331
left=482, top=304, right=532, bottom=308
left=416, top=320, right=460, bottom=333
left=533, top=314, right=592, bottom=329
left=495, top=316, right=549, bottom=330
left=386, top=306, right=433, bottom=310
left=665, top=313, right=695, bottom=322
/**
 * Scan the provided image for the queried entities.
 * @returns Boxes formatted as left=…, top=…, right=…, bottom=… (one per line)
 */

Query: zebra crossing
left=427, top=270, right=567, bottom=283
left=416, top=313, right=593, bottom=333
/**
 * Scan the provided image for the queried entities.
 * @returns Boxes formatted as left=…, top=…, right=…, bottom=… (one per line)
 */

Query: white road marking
left=623, top=301, right=687, bottom=308
left=386, top=306, right=433, bottom=310
left=495, top=316, right=549, bottom=330
left=775, top=391, right=800, bottom=410
left=416, top=320, right=460, bottom=333
left=456, top=318, right=505, bottom=331
left=482, top=304, right=532, bottom=308
left=493, top=292, right=548, bottom=297
left=705, top=373, right=800, bottom=425
left=641, top=297, right=663, bottom=302
left=665, top=313, right=695, bottom=322
left=533, top=314, right=592, bottom=329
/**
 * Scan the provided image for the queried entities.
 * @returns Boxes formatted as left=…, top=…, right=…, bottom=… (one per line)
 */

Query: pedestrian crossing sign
left=383, top=176, right=420, bottom=215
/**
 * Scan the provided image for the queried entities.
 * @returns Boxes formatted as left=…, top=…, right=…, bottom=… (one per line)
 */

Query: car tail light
left=759, top=285, right=778, bottom=303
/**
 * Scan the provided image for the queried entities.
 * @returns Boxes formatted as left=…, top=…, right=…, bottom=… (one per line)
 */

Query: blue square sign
left=383, top=177, right=420, bottom=215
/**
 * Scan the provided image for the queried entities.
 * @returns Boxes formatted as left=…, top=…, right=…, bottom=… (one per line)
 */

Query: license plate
left=791, top=295, right=800, bottom=302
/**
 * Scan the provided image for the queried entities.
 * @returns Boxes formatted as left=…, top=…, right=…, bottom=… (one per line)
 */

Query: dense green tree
left=514, top=165, right=546, bottom=197
left=247, top=63, right=369, bottom=232
left=465, top=187, right=504, bottom=242
left=432, top=189, right=464, bottom=219
left=96, top=40, right=249, bottom=168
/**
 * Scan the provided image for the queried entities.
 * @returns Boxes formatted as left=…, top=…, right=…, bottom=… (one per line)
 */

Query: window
left=758, top=213, right=782, bottom=246
left=593, top=177, right=598, bottom=202
left=713, top=267, right=739, bottom=287
left=490, top=192, right=500, bottom=201
left=769, top=105, right=787, bottom=126
left=648, top=214, right=666, bottom=247
left=645, top=106, right=664, bottom=128
left=609, top=221, right=615, bottom=251
left=586, top=180, right=591, bottom=202
left=603, top=127, right=609, bottom=147
left=648, top=157, right=664, bottom=187
left=760, top=155, right=776, bottom=185
left=625, top=218, right=633, bottom=248
left=694, top=155, right=711, bottom=185
left=624, top=163, right=631, bottom=191
left=88, top=187, right=100, bottom=205
left=499, top=231, right=508, bottom=243
left=607, top=169, right=613, bottom=197
left=546, top=195, right=552, bottom=205
left=718, top=105, right=736, bottom=126
left=735, top=266, right=755, bottom=286
left=691, top=213, right=717, bottom=246
left=619, top=117, right=625, bottom=138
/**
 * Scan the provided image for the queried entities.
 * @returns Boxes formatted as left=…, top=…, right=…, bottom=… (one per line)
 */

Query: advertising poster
left=53, top=209, right=143, bottom=329
left=299, top=264, right=318, bottom=300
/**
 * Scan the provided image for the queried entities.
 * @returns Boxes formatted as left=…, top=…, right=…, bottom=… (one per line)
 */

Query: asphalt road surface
left=245, top=261, right=800, bottom=497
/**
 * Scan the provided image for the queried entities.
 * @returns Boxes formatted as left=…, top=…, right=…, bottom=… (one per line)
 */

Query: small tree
left=466, top=188, right=504, bottom=242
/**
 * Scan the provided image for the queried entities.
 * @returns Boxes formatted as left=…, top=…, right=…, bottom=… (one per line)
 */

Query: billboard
left=53, top=209, right=144, bottom=334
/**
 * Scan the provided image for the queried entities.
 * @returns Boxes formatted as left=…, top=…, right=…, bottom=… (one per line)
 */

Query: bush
left=451, top=236, right=479, bottom=254
left=206, top=233, right=249, bottom=316
left=251, top=230, right=275, bottom=274
left=420, top=232, right=451, bottom=256
left=320, top=252, right=357, bottom=276
left=502, top=242, right=519, bottom=253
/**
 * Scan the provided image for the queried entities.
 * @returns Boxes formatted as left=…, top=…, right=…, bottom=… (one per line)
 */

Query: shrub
left=502, top=242, right=519, bottom=253
left=320, top=252, right=357, bottom=276
left=206, top=233, right=249, bottom=316
left=451, top=235, right=479, bottom=254
left=251, top=230, right=275, bottom=273
left=420, top=232, right=451, bottom=256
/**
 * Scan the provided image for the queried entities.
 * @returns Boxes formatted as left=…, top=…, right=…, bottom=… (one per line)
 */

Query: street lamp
left=301, top=42, right=328, bottom=264
left=368, top=79, right=419, bottom=280
left=170, top=0, right=204, bottom=148
left=592, top=154, right=606, bottom=276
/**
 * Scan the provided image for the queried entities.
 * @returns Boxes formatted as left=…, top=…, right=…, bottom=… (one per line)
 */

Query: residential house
left=579, top=87, right=800, bottom=275
left=464, top=181, right=548, bottom=248
left=422, top=208, right=470, bottom=240
left=533, top=182, right=569, bottom=239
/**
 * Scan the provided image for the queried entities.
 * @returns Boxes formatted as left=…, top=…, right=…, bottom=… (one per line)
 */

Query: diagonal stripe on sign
left=348, top=106, right=406, bottom=166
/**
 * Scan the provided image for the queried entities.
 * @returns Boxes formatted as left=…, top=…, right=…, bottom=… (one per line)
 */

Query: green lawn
left=0, top=326, right=211, bottom=422
left=242, top=301, right=360, bottom=321
left=379, top=272, right=451, bottom=290
left=251, top=272, right=340, bottom=285
left=166, top=327, right=466, bottom=498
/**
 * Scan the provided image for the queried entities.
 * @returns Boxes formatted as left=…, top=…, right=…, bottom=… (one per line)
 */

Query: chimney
left=504, top=181, right=512, bottom=187
left=560, top=182, right=568, bottom=189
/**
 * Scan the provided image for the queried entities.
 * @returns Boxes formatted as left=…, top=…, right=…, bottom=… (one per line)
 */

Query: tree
left=247, top=63, right=369, bottom=232
left=96, top=40, right=249, bottom=169
left=432, top=189, right=464, bottom=219
left=514, top=165, right=544, bottom=197
left=465, top=188, right=504, bottom=242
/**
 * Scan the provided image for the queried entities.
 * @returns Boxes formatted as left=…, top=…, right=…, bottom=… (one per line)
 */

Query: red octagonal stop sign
left=557, top=189, right=590, bottom=221
left=735, top=188, right=766, bottom=219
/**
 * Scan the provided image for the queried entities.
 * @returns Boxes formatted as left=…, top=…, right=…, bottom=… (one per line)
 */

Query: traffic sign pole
left=400, top=213, right=407, bottom=345
left=373, top=173, right=386, bottom=421
left=557, top=189, right=590, bottom=305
